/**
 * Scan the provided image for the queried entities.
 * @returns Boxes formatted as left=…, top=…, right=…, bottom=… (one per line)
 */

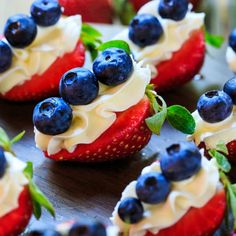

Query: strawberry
left=190, top=0, right=202, bottom=9
left=152, top=29, right=205, bottom=93
left=129, top=0, right=150, bottom=11
left=145, top=189, right=226, bottom=236
left=226, top=140, right=236, bottom=163
left=45, top=97, right=152, bottom=162
left=0, top=187, right=33, bottom=236
left=59, top=0, right=113, bottom=23
left=1, top=40, right=85, bottom=102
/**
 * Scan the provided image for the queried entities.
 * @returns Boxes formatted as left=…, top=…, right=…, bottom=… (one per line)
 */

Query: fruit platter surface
left=0, top=23, right=233, bottom=231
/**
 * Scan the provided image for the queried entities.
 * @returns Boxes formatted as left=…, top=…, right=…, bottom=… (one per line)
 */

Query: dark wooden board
left=0, top=24, right=234, bottom=231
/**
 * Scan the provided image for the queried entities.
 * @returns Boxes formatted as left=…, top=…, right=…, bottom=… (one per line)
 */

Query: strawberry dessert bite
left=0, top=129, right=54, bottom=236
left=226, top=28, right=236, bottom=73
left=188, top=78, right=236, bottom=163
left=114, top=0, right=205, bottom=92
left=111, top=142, right=230, bottom=236
left=0, top=0, right=86, bottom=102
left=33, top=43, right=195, bottom=162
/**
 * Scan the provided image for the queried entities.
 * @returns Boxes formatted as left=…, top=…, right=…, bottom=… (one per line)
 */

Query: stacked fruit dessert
left=111, top=142, right=231, bottom=236
left=189, top=77, right=236, bottom=163
left=114, top=0, right=205, bottom=92
left=0, top=128, right=54, bottom=236
left=0, top=0, right=86, bottom=101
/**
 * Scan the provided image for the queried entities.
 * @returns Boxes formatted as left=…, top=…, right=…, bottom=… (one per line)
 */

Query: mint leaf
left=24, top=162, right=33, bottom=179
left=10, top=131, right=25, bottom=145
left=98, top=40, right=131, bottom=55
left=209, top=149, right=231, bottom=173
left=227, top=184, right=236, bottom=229
left=81, top=23, right=102, bottom=39
left=216, top=142, right=229, bottom=155
left=205, top=30, right=224, bottom=48
left=167, top=105, right=196, bottom=134
left=32, top=199, right=42, bottom=220
left=145, top=84, right=159, bottom=113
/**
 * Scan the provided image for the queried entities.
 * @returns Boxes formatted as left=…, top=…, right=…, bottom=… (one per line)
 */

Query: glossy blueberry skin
left=0, top=41, right=13, bottom=73
left=0, top=147, right=7, bottom=179
left=128, top=14, right=163, bottom=47
left=4, top=14, right=37, bottom=48
left=224, top=77, right=236, bottom=105
left=229, top=28, right=236, bottom=52
left=118, top=197, right=144, bottom=224
left=197, top=90, right=233, bottom=123
left=31, top=0, right=62, bottom=27
left=27, top=229, right=62, bottom=236
left=60, top=68, right=99, bottom=106
left=136, top=172, right=170, bottom=204
left=93, top=48, right=133, bottom=86
left=158, top=0, right=188, bottom=21
left=68, top=221, right=107, bottom=236
left=33, top=97, right=72, bottom=135
left=160, top=142, right=202, bottom=181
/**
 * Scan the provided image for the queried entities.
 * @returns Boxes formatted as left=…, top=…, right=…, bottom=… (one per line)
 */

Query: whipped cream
left=188, top=109, right=236, bottom=149
left=35, top=61, right=151, bottom=155
left=111, top=155, right=219, bottom=236
left=0, top=152, right=28, bottom=217
left=114, top=0, right=204, bottom=69
left=0, top=15, right=82, bottom=94
left=226, top=46, right=236, bottom=73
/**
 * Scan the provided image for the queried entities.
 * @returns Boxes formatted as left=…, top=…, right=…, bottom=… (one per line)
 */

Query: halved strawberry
left=145, top=189, right=226, bottom=236
left=45, top=97, right=152, bottom=162
left=59, top=0, right=113, bottom=24
left=1, top=40, right=85, bottom=102
left=0, top=187, right=33, bottom=236
left=152, top=29, right=205, bottom=93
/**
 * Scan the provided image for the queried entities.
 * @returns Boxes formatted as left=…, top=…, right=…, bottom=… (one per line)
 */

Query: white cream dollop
left=226, top=46, right=236, bottom=73
left=188, top=109, right=236, bottom=149
left=35, top=61, right=151, bottom=155
left=0, top=15, right=82, bottom=94
left=0, top=152, right=28, bottom=217
left=114, top=0, right=204, bottom=68
left=111, top=155, right=219, bottom=236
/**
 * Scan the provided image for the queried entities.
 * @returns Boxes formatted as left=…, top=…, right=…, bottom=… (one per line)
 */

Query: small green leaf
left=205, top=30, right=224, bottom=48
left=209, top=149, right=231, bottom=173
left=10, top=131, right=25, bottom=145
left=98, top=40, right=131, bottom=55
left=81, top=23, right=102, bottom=38
left=216, top=142, right=229, bottom=155
left=167, top=105, right=196, bottom=134
left=227, top=184, right=236, bottom=230
left=32, top=199, right=42, bottom=220
left=23, top=162, right=33, bottom=179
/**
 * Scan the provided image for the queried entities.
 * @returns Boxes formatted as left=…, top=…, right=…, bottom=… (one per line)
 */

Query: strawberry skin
left=45, top=97, right=152, bottom=162
left=226, top=140, right=236, bottom=163
left=0, top=187, right=33, bottom=236
left=152, top=29, right=205, bottom=93
left=129, top=0, right=150, bottom=11
left=145, top=189, right=226, bottom=236
left=1, top=40, right=85, bottom=102
left=59, top=0, right=113, bottom=23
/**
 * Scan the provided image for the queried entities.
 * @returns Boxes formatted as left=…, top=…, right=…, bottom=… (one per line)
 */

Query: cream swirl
left=111, top=155, right=219, bottom=236
left=0, top=152, right=28, bottom=217
left=114, top=0, right=204, bottom=68
left=188, top=109, right=236, bottom=149
left=0, top=15, right=82, bottom=94
left=226, top=46, right=236, bottom=73
left=35, top=61, right=151, bottom=155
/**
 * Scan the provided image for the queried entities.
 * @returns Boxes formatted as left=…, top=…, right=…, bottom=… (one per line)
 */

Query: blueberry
left=158, top=0, right=188, bottom=21
left=224, top=77, right=236, bottom=105
left=118, top=197, right=144, bottom=224
left=26, top=229, right=62, bottom=236
left=0, top=147, right=7, bottom=178
left=4, top=14, right=37, bottom=48
left=59, top=68, right=99, bottom=106
left=229, top=28, right=236, bottom=52
left=93, top=48, right=133, bottom=86
left=160, top=142, right=202, bottom=181
left=0, top=41, right=12, bottom=73
left=33, top=97, right=72, bottom=135
left=31, top=0, right=62, bottom=27
left=136, top=172, right=170, bottom=204
left=128, top=14, right=163, bottom=47
left=197, top=90, right=233, bottom=123
left=68, top=221, right=107, bottom=236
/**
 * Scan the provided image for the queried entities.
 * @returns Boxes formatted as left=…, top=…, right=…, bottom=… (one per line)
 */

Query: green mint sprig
left=81, top=23, right=102, bottom=61
left=98, top=40, right=131, bottom=55
left=145, top=84, right=196, bottom=135
left=205, top=30, right=224, bottom=48
left=209, top=143, right=236, bottom=231
left=24, top=162, right=55, bottom=220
